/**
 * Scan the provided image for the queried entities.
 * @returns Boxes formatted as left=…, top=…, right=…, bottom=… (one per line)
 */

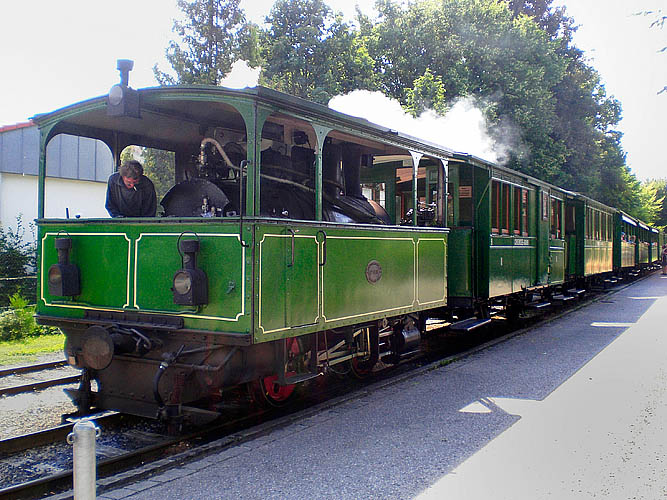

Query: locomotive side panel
left=254, top=223, right=447, bottom=343
left=38, top=221, right=252, bottom=335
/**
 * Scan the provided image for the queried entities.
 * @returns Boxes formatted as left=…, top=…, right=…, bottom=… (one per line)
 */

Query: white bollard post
left=67, top=420, right=101, bottom=500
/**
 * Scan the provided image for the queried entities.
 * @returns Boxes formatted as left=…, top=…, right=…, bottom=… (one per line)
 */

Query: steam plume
left=328, top=90, right=521, bottom=164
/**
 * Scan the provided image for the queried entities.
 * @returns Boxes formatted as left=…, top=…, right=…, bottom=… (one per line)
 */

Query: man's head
left=118, top=160, right=143, bottom=189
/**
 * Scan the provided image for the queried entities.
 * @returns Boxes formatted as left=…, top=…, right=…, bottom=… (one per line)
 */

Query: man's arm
left=105, top=180, right=122, bottom=217
left=142, top=177, right=157, bottom=217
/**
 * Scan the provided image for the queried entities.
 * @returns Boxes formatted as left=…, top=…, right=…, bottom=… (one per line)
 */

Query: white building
left=0, top=122, right=113, bottom=239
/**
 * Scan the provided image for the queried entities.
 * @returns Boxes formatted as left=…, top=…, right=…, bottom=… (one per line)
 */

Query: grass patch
left=0, top=333, right=65, bottom=366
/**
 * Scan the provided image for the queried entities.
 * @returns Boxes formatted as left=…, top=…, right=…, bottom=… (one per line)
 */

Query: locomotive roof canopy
left=32, top=85, right=453, bottom=160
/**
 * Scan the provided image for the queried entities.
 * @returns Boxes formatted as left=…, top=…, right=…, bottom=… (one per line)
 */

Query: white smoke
left=328, top=90, right=519, bottom=164
left=221, top=60, right=261, bottom=89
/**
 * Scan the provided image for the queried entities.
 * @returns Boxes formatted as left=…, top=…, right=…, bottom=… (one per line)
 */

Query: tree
left=406, top=68, right=447, bottom=116
left=141, top=148, right=175, bottom=204
left=640, top=179, right=667, bottom=227
left=260, top=0, right=376, bottom=103
left=154, top=0, right=248, bottom=85
left=367, top=0, right=567, bottom=180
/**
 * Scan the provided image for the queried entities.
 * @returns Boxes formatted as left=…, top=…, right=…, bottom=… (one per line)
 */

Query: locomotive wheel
left=249, top=337, right=301, bottom=407
left=350, top=325, right=379, bottom=379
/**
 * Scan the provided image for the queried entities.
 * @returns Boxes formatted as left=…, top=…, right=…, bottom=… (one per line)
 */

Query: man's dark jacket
left=105, top=173, right=157, bottom=217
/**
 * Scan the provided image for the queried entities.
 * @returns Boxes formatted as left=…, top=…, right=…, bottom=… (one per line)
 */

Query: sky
left=0, top=0, right=664, bottom=180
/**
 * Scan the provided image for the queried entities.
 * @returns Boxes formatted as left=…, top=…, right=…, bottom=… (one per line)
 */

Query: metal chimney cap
left=116, top=59, right=134, bottom=87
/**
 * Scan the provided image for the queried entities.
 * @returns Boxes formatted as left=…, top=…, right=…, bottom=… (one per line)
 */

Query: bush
left=0, top=293, right=59, bottom=341
left=0, top=216, right=37, bottom=306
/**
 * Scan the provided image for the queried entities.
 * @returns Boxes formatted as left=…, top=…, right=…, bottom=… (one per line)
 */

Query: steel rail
left=0, top=360, right=66, bottom=378
left=0, top=374, right=80, bottom=397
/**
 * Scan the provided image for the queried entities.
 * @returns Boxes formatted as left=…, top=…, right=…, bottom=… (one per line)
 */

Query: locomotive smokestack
left=117, top=59, right=134, bottom=87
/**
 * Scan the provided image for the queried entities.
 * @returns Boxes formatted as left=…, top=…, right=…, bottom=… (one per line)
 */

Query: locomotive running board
left=449, top=318, right=492, bottom=332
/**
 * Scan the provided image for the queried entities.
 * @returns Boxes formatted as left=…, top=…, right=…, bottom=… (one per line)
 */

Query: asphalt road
left=97, top=272, right=667, bottom=500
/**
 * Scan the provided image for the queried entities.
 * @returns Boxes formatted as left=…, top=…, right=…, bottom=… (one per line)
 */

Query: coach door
left=548, top=194, right=565, bottom=283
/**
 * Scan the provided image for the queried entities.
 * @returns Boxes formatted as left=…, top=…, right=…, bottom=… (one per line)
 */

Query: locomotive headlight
left=172, top=238, right=208, bottom=306
left=108, top=84, right=124, bottom=106
left=48, top=266, right=63, bottom=287
left=47, top=237, right=80, bottom=297
left=173, top=271, right=193, bottom=295
left=107, top=59, right=140, bottom=118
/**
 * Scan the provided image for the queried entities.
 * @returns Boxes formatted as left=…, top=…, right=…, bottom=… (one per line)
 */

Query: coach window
left=550, top=197, right=562, bottom=239
left=412, top=157, right=445, bottom=227
left=491, top=181, right=500, bottom=233
left=541, top=192, right=549, bottom=221
left=596, top=211, right=601, bottom=240
left=501, top=183, right=510, bottom=234
left=565, top=203, right=575, bottom=237
left=521, top=189, right=528, bottom=235
left=513, top=186, right=521, bottom=235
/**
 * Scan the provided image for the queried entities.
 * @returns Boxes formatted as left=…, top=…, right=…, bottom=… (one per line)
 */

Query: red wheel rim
left=256, top=337, right=300, bottom=404
left=261, top=374, right=296, bottom=402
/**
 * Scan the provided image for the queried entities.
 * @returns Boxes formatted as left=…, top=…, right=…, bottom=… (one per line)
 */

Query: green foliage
left=635, top=179, right=667, bottom=226
left=0, top=216, right=36, bottom=306
left=155, top=0, right=249, bottom=85
left=140, top=148, right=175, bottom=204
left=406, top=69, right=447, bottom=116
left=0, top=293, right=59, bottom=341
left=120, top=146, right=135, bottom=164
left=260, top=0, right=377, bottom=102
left=649, top=179, right=667, bottom=228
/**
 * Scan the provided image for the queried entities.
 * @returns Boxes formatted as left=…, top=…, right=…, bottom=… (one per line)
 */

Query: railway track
left=0, top=360, right=79, bottom=397
left=0, top=271, right=655, bottom=499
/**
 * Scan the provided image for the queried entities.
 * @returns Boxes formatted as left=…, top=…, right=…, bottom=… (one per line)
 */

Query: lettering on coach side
left=514, top=238, right=530, bottom=246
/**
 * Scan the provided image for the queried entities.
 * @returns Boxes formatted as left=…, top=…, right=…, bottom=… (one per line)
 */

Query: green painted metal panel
left=417, top=238, right=447, bottom=305
left=447, top=228, right=473, bottom=298
left=134, top=231, right=245, bottom=321
left=37, top=221, right=252, bottom=334
left=322, top=234, right=416, bottom=322
left=513, top=237, right=536, bottom=291
left=639, top=242, right=649, bottom=264
left=40, top=230, right=131, bottom=311
left=548, top=239, right=565, bottom=283
left=253, top=222, right=447, bottom=343
left=489, top=236, right=514, bottom=297
left=566, top=234, right=577, bottom=277
left=584, top=240, right=613, bottom=275
left=488, top=235, right=536, bottom=296
left=621, top=242, right=635, bottom=268
left=256, top=227, right=319, bottom=334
